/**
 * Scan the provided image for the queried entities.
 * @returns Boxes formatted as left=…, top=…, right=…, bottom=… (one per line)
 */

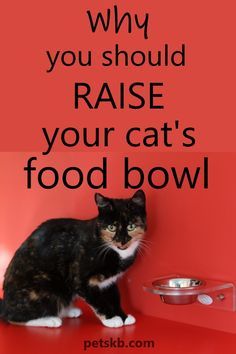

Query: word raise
left=74, top=82, right=164, bottom=109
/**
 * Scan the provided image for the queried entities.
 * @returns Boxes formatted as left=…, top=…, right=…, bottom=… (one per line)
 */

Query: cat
left=0, top=190, right=146, bottom=328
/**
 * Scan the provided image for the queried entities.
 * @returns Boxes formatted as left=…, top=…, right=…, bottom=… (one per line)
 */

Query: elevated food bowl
left=153, top=277, right=205, bottom=304
left=143, top=275, right=205, bottom=305
left=143, top=275, right=236, bottom=311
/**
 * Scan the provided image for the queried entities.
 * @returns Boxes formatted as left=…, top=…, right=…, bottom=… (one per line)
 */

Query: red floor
left=0, top=302, right=236, bottom=354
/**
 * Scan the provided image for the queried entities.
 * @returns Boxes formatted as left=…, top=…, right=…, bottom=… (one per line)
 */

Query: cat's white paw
left=65, top=307, right=83, bottom=318
left=26, top=316, right=62, bottom=328
left=124, top=314, right=136, bottom=326
left=60, top=307, right=82, bottom=318
left=102, top=316, right=123, bottom=328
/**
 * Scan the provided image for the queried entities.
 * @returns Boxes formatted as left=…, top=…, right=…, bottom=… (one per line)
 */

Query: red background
left=1, top=0, right=236, bottom=336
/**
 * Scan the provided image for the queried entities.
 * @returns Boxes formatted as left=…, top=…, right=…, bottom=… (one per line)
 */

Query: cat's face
left=95, top=190, right=146, bottom=258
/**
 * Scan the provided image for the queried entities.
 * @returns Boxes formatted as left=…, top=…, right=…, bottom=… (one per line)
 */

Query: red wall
left=0, top=151, right=235, bottom=333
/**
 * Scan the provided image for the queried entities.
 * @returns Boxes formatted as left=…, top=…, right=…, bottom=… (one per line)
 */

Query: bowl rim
left=152, top=276, right=206, bottom=290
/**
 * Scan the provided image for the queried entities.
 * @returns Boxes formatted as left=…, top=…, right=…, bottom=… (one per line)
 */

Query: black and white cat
left=0, top=190, right=147, bottom=328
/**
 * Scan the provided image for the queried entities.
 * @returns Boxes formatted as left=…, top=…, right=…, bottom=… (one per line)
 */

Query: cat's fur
left=0, top=190, right=146, bottom=328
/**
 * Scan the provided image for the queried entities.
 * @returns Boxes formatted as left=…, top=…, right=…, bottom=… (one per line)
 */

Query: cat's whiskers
left=94, top=242, right=114, bottom=262
left=139, top=238, right=152, bottom=247
left=94, top=244, right=110, bottom=259
left=141, top=239, right=152, bottom=245
left=137, top=246, right=145, bottom=257
left=139, top=242, right=151, bottom=253
left=94, top=244, right=106, bottom=251
left=102, top=246, right=112, bottom=262
left=137, top=239, right=151, bottom=255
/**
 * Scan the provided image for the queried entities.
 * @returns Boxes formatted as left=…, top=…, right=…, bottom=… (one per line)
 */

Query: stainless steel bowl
left=152, top=277, right=205, bottom=305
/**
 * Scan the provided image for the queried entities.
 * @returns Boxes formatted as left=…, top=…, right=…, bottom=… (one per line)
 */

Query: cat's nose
left=117, top=244, right=128, bottom=250
left=116, top=242, right=128, bottom=250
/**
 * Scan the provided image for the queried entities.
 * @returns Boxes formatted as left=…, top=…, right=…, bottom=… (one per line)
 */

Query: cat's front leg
left=59, top=305, right=83, bottom=319
left=84, top=283, right=136, bottom=328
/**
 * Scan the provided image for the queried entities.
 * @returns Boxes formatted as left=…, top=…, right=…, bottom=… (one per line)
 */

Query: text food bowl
left=152, top=277, right=206, bottom=305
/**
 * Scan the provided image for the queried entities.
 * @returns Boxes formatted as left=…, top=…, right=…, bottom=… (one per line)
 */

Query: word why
left=87, top=5, right=149, bottom=39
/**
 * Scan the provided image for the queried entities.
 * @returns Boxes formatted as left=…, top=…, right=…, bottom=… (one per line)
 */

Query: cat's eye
left=127, top=224, right=136, bottom=231
left=107, top=224, right=117, bottom=232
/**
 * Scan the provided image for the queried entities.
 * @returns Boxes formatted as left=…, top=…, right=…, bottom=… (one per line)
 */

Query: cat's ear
left=95, top=193, right=111, bottom=208
left=131, top=189, right=146, bottom=207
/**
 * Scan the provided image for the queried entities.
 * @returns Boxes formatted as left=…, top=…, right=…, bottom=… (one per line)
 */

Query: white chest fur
left=89, top=272, right=123, bottom=290
left=98, top=273, right=123, bottom=289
